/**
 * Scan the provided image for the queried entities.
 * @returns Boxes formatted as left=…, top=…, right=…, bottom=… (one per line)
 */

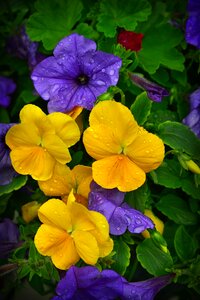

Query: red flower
left=117, top=30, right=144, bottom=51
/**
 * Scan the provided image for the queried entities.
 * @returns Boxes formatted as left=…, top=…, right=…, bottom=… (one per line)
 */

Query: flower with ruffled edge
left=34, top=191, right=113, bottom=270
left=0, top=76, right=16, bottom=108
left=31, top=33, right=122, bottom=113
left=88, top=181, right=154, bottom=235
left=117, top=30, right=144, bottom=52
left=0, top=123, right=18, bottom=185
left=185, top=0, right=200, bottom=49
left=83, top=100, right=165, bottom=192
left=129, top=73, right=169, bottom=102
left=182, top=88, right=200, bottom=138
left=5, top=104, right=80, bottom=181
left=38, top=164, right=92, bottom=207
left=52, top=265, right=173, bottom=300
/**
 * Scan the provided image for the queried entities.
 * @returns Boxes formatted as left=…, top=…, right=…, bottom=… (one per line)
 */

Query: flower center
left=77, top=74, right=89, bottom=85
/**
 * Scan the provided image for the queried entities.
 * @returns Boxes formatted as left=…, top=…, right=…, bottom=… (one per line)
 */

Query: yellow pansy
left=34, top=191, right=113, bottom=270
left=6, top=104, right=80, bottom=181
left=83, top=100, right=165, bottom=192
left=142, top=209, right=164, bottom=238
left=38, top=164, right=92, bottom=206
left=21, top=201, right=41, bottom=223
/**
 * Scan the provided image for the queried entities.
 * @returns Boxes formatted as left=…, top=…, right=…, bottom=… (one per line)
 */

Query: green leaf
left=158, top=121, right=200, bottom=160
left=97, top=0, right=151, bottom=37
left=74, top=23, right=99, bottom=40
left=138, top=24, right=185, bottom=74
left=130, top=92, right=152, bottom=125
left=150, top=159, right=183, bottom=189
left=156, top=194, right=198, bottom=225
left=125, top=182, right=150, bottom=212
left=26, top=0, right=83, bottom=50
left=181, top=176, right=200, bottom=200
left=174, top=226, right=197, bottom=261
left=0, top=175, right=28, bottom=196
left=136, top=238, right=173, bottom=276
left=112, top=238, right=131, bottom=275
left=0, top=193, right=11, bottom=214
left=19, top=90, right=39, bottom=104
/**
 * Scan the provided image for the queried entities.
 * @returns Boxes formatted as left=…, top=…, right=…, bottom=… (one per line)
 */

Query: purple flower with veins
left=185, top=0, right=200, bottom=49
left=52, top=265, right=173, bottom=300
left=88, top=182, right=154, bottom=235
left=0, top=123, right=18, bottom=185
left=31, top=33, right=122, bottom=113
left=0, top=218, right=20, bottom=259
left=0, top=76, right=16, bottom=108
left=128, top=73, right=169, bottom=102
left=182, top=88, right=200, bottom=138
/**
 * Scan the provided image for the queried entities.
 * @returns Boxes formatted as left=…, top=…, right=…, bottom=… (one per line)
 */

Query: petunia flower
left=34, top=191, right=113, bottom=270
left=83, top=100, right=165, bottom=192
left=0, top=218, right=21, bottom=259
left=128, top=73, right=169, bottom=102
left=0, top=123, right=18, bottom=185
left=5, top=104, right=80, bottom=181
left=31, top=33, right=122, bottom=113
left=52, top=265, right=173, bottom=300
left=185, top=0, right=200, bottom=49
left=182, top=88, right=200, bottom=138
left=38, top=164, right=92, bottom=206
left=89, top=181, right=154, bottom=235
left=117, top=30, right=144, bottom=52
left=0, top=76, right=16, bottom=108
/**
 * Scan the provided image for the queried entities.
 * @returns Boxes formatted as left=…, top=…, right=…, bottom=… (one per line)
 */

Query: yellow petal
left=38, top=163, right=73, bottom=196
left=98, top=238, right=114, bottom=258
left=34, top=224, right=79, bottom=270
left=72, top=165, right=93, bottom=198
left=21, top=201, right=41, bottom=223
left=89, top=210, right=110, bottom=242
left=92, top=154, right=146, bottom=192
left=42, top=133, right=71, bottom=164
left=70, top=201, right=95, bottom=231
left=38, top=199, right=72, bottom=231
left=125, top=127, right=165, bottom=173
left=6, top=123, right=41, bottom=149
left=89, top=100, right=139, bottom=146
left=47, top=112, right=80, bottom=147
left=10, top=146, right=55, bottom=180
left=72, top=230, right=99, bottom=265
left=67, top=106, right=83, bottom=120
left=83, top=124, right=121, bottom=160
left=19, top=104, right=54, bottom=134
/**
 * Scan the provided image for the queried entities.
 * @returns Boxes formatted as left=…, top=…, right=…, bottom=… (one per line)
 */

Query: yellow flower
left=6, top=104, right=80, bottom=180
left=83, top=100, right=165, bottom=192
left=34, top=191, right=113, bottom=270
left=38, top=164, right=92, bottom=206
left=21, top=201, right=41, bottom=223
left=142, top=209, right=164, bottom=238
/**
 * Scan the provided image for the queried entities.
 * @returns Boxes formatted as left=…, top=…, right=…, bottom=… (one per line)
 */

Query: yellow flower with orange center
left=34, top=191, right=113, bottom=270
left=83, top=100, right=165, bottom=192
left=38, top=164, right=92, bottom=206
left=5, top=104, right=80, bottom=181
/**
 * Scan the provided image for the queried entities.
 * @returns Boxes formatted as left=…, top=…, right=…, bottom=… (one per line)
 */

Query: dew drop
left=50, top=188, right=53, bottom=192
left=96, top=80, right=105, bottom=86
left=117, top=227, right=120, bottom=231
left=109, top=69, right=114, bottom=75
left=19, top=166, right=23, bottom=170
left=145, top=150, right=150, bottom=153
left=32, top=76, right=38, bottom=81
left=102, top=68, right=105, bottom=72
left=53, top=179, right=57, bottom=183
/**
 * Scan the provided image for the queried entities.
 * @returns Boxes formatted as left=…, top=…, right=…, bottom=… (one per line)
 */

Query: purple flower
left=0, top=123, right=18, bottom=185
left=88, top=182, right=154, bottom=235
left=182, top=88, right=200, bottom=138
left=0, top=218, right=20, bottom=259
left=52, top=265, right=172, bottom=300
left=0, top=76, right=16, bottom=108
left=6, top=26, right=45, bottom=70
left=128, top=73, right=169, bottom=102
left=185, top=0, right=200, bottom=49
left=31, top=33, right=122, bottom=113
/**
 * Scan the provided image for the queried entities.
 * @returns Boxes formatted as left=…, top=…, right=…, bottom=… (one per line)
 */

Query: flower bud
left=21, top=201, right=41, bottom=223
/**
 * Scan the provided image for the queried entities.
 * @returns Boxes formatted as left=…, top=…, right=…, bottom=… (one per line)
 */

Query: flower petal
left=38, top=163, right=72, bottom=196
left=10, top=146, right=55, bottom=180
left=125, top=127, right=165, bottom=173
left=92, top=155, right=146, bottom=192
left=72, top=165, right=93, bottom=198
left=47, top=112, right=80, bottom=147
left=70, top=201, right=96, bottom=232
left=88, top=100, right=139, bottom=146
left=72, top=230, right=99, bottom=265
left=83, top=124, right=122, bottom=160
left=38, top=199, right=72, bottom=231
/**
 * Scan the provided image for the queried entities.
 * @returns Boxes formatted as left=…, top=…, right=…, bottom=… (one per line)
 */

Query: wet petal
left=92, top=155, right=146, bottom=192
left=125, top=127, right=165, bottom=173
left=72, top=165, right=93, bottom=198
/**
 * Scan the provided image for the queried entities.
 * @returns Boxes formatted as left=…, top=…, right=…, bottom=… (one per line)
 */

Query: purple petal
left=122, top=274, right=173, bottom=300
left=0, top=218, right=20, bottom=258
left=0, top=77, right=16, bottom=108
left=54, top=33, right=96, bottom=59
left=190, top=88, right=200, bottom=110
left=187, top=0, right=200, bottom=16
left=183, top=109, right=200, bottom=138
left=185, top=16, right=200, bottom=49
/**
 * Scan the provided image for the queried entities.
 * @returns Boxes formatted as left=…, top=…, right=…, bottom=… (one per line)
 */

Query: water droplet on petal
left=117, top=227, right=120, bottom=231
left=32, top=76, right=38, bottom=81
left=96, top=80, right=105, bottom=86
left=109, top=69, right=114, bottom=75
left=102, top=68, right=105, bottom=72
